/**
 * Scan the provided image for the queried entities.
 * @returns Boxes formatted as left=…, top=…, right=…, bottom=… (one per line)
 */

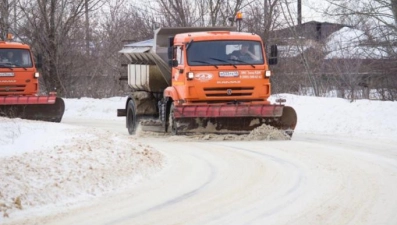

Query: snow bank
left=271, top=94, right=397, bottom=139
left=63, top=97, right=126, bottom=120
left=0, top=117, right=164, bottom=221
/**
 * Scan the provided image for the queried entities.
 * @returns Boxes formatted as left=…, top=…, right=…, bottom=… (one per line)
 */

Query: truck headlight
left=34, top=72, right=40, bottom=78
left=187, top=72, right=194, bottom=80
left=265, top=70, right=271, bottom=78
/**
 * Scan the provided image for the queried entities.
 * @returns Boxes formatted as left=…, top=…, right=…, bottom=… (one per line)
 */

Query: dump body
left=118, top=27, right=297, bottom=136
left=0, top=40, right=64, bottom=122
left=119, top=27, right=236, bottom=92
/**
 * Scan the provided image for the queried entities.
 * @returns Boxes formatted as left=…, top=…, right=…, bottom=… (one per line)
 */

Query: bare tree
left=0, top=0, right=13, bottom=39
left=143, top=0, right=245, bottom=28
left=207, top=0, right=223, bottom=26
left=149, top=0, right=196, bottom=27
left=325, top=0, right=397, bottom=31
left=217, top=0, right=245, bottom=27
left=276, top=0, right=322, bottom=96
left=97, top=0, right=153, bottom=64
left=324, top=0, right=397, bottom=100
left=17, top=0, right=102, bottom=95
left=243, top=0, right=282, bottom=41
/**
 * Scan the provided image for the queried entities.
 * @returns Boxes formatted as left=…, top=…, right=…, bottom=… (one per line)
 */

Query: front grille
left=0, top=84, right=26, bottom=93
left=204, top=87, right=254, bottom=97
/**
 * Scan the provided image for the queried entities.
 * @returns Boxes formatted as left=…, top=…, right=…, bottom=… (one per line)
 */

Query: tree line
left=1, top=0, right=396, bottom=100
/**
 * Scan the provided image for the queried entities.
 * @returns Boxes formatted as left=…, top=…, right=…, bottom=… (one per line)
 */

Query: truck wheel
left=126, top=100, right=138, bottom=135
left=167, top=103, right=177, bottom=135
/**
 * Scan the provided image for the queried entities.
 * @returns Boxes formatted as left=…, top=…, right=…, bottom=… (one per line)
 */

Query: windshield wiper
left=19, top=66, right=27, bottom=70
left=209, top=57, right=237, bottom=68
left=230, top=58, right=256, bottom=68
left=0, top=63, right=14, bottom=70
left=190, top=60, right=218, bottom=69
left=0, top=62, right=27, bottom=70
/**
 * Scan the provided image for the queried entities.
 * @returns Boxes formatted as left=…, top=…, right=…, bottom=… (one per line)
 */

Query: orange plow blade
left=0, top=96, right=65, bottom=122
left=171, top=104, right=297, bottom=136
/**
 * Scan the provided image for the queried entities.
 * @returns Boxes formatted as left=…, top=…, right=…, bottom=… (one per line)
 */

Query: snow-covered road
left=2, top=95, right=397, bottom=224
left=5, top=118, right=397, bottom=225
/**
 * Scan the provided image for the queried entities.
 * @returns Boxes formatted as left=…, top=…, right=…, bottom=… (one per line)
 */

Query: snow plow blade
left=169, top=104, right=297, bottom=136
left=0, top=96, right=65, bottom=122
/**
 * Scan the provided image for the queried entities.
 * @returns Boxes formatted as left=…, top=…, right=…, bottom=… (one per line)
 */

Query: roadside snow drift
left=0, top=117, right=164, bottom=220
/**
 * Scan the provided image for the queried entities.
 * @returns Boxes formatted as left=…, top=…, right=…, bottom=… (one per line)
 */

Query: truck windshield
left=187, top=40, right=264, bottom=66
left=0, top=49, right=33, bottom=68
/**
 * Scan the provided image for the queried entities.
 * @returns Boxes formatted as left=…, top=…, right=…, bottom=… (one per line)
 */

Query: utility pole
left=263, top=0, right=269, bottom=41
left=85, top=0, right=90, bottom=55
left=13, top=0, right=16, bottom=32
left=264, top=0, right=268, bottom=28
left=0, top=0, right=10, bottom=40
left=264, top=0, right=268, bottom=19
left=392, top=0, right=397, bottom=25
left=297, top=0, right=302, bottom=25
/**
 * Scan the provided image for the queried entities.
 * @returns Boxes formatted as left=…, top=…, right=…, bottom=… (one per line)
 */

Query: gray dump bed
left=119, top=27, right=236, bottom=92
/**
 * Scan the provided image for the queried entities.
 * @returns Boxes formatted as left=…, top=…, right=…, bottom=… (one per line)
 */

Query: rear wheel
left=126, top=100, right=138, bottom=135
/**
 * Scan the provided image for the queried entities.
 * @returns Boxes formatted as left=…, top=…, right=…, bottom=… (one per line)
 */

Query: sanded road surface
left=10, top=118, right=397, bottom=225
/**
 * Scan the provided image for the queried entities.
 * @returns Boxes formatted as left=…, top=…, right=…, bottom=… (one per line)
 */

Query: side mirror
left=167, top=36, right=175, bottom=60
left=268, top=45, right=278, bottom=65
left=168, top=36, right=174, bottom=47
left=167, top=46, right=174, bottom=60
left=35, top=54, right=43, bottom=68
left=168, top=59, right=178, bottom=67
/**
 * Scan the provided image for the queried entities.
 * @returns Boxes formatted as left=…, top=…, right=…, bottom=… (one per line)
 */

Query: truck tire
left=167, top=103, right=177, bottom=135
left=126, top=100, right=138, bottom=135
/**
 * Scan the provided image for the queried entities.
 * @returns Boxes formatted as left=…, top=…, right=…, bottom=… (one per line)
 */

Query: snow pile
left=1, top=118, right=85, bottom=156
left=164, top=124, right=290, bottom=142
left=247, top=124, right=291, bottom=140
left=63, top=97, right=126, bottom=120
left=0, top=117, right=164, bottom=219
left=270, top=94, right=397, bottom=138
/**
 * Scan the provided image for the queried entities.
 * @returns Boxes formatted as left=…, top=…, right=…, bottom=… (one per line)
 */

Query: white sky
left=302, top=0, right=331, bottom=22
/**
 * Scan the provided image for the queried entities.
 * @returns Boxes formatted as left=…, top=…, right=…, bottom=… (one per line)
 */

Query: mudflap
left=0, top=97, right=65, bottom=122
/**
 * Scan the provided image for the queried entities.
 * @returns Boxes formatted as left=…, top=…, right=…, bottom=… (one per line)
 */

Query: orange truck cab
left=166, top=31, right=272, bottom=105
left=0, top=41, right=40, bottom=96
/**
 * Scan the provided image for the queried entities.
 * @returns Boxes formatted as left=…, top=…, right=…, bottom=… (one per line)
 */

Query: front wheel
left=126, top=100, right=138, bottom=135
left=167, top=103, right=177, bottom=135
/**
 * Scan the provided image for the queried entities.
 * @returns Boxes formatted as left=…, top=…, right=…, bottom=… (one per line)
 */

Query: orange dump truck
left=0, top=35, right=64, bottom=122
left=117, top=27, right=297, bottom=136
